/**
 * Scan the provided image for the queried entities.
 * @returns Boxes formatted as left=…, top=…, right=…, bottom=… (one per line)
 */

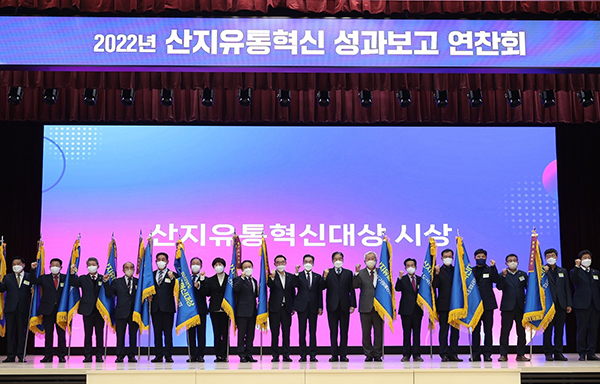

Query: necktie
left=92, top=275, right=96, bottom=282
left=127, top=277, right=132, bottom=294
left=370, top=270, right=374, bottom=282
left=54, top=275, right=59, bottom=289
left=336, top=268, right=341, bottom=275
left=411, top=275, right=416, bottom=292
left=307, top=272, right=312, bottom=288
left=158, top=270, right=164, bottom=285
left=16, top=274, right=21, bottom=287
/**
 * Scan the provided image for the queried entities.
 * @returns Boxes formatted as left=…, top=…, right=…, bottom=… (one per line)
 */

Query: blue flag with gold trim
left=133, top=237, right=155, bottom=331
left=222, top=234, right=240, bottom=331
left=417, top=237, right=438, bottom=328
left=97, top=238, right=117, bottom=331
left=374, top=236, right=396, bottom=331
left=29, top=239, right=46, bottom=335
left=0, top=240, right=7, bottom=337
left=57, top=238, right=81, bottom=333
left=256, top=236, right=269, bottom=331
left=449, top=236, right=483, bottom=330
left=174, top=240, right=201, bottom=335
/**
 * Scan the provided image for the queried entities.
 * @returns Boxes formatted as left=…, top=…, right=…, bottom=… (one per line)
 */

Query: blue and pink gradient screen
left=38, top=125, right=560, bottom=349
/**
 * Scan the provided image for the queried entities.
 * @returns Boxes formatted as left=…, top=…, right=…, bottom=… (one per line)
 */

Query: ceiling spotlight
left=316, top=90, right=330, bottom=107
left=8, top=86, right=23, bottom=105
left=540, top=90, right=555, bottom=108
left=277, top=89, right=291, bottom=107
left=358, top=90, right=373, bottom=108
left=396, top=90, right=411, bottom=108
left=505, top=89, right=521, bottom=108
left=43, top=88, right=59, bottom=105
left=238, top=88, right=252, bottom=107
left=121, top=88, right=135, bottom=107
left=160, top=88, right=174, bottom=107
left=434, top=90, right=449, bottom=108
left=578, top=90, right=594, bottom=108
left=201, top=88, right=214, bottom=107
left=467, top=89, right=483, bottom=108
left=83, top=88, right=98, bottom=107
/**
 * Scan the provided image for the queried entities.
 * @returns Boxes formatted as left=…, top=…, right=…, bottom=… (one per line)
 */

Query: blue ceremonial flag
left=522, top=230, right=555, bottom=331
left=173, top=240, right=201, bottom=335
left=133, top=237, right=155, bottom=331
left=57, top=237, right=81, bottom=333
left=29, top=239, right=46, bottom=335
left=0, top=240, right=7, bottom=337
left=449, top=236, right=483, bottom=330
left=97, top=238, right=117, bottom=331
left=374, top=236, right=397, bottom=331
left=222, top=234, right=240, bottom=331
left=256, top=236, right=270, bottom=331
left=417, top=237, right=438, bottom=328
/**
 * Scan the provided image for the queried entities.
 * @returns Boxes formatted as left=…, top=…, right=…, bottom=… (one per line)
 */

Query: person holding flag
left=433, top=249, right=462, bottom=362
left=28, top=240, right=45, bottom=342
left=56, top=238, right=82, bottom=359
left=0, top=256, right=31, bottom=363
left=417, top=237, right=438, bottom=360
left=234, top=260, right=258, bottom=363
left=97, top=238, right=117, bottom=356
left=395, top=257, right=423, bottom=362
left=132, top=237, right=155, bottom=354
left=188, top=257, right=208, bottom=362
left=200, top=257, right=230, bottom=362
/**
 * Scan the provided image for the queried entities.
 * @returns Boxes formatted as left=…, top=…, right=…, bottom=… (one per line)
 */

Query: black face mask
left=476, top=259, right=487, bottom=266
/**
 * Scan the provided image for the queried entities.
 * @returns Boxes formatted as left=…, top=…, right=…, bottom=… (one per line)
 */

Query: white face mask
left=304, top=263, right=313, bottom=272
left=582, top=259, right=592, bottom=268
left=365, top=260, right=376, bottom=269
left=87, top=265, right=98, bottom=274
left=546, top=257, right=557, bottom=266
left=156, top=261, right=167, bottom=270
left=443, top=258, right=453, bottom=266
left=50, top=266, right=61, bottom=275
left=244, top=268, right=253, bottom=277
left=214, top=265, right=224, bottom=274
left=508, top=262, right=518, bottom=270
left=191, top=265, right=201, bottom=273
left=276, top=265, right=286, bottom=272
left=406, top=267, right=416, bottom=275
left=12, top=265, right=23, bottom=274
left=333, top=260, right=343, bottom=269
left=124, top=269, right=134, bottom=277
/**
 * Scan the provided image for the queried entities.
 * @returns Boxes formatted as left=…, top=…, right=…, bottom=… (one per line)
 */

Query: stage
left=0, top=354, right=598, bottom=384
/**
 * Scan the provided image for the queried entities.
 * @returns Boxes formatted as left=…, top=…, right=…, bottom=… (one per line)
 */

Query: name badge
left=417, top=284, right=420, bottom=289
left=558, top=273, right=564, bottom=278
left=135, top=285, right=138, bottom=289
left=519, top=276, right=525, bottom=282
left=60, top=282, right=65, bottom=287
left=594, top=275, right=599, bottom=281
left=98, top=281, right=103, bottom=286
left=164, top=278, right=172, bottom=283
left=483, top=273, right=490, bottom=278
left=23, top=280, right=30, bottom=286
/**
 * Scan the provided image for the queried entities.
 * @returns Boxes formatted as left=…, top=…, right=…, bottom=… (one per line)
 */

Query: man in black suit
left=267, top=255, right=295, bottom=362
left=199, top=257, right=229, bottom=362
left=233, top=260, right=258, bottom=363
left=433, top=249, right=462, bottom=362
left=0, top=257, right=31, bottom=363
left=543, top=248, right=572, bottom=361
left=148, top=252, right=178, bottom=363
left=570, top=249, right=600, bottom=361
left=103, top=262, right=138, bottom=363
left=70, top=257, right=104, bottom=363
left=293, top=254, right=323, bottom=362
left=320, top=251, right=356, bottom=362
left=188, top=257, right=208, bottom=362
left=497, top=254, right=529, bottom=362
left=30, top=258, right=67, bottom=363
left=470, top=248, right=500, bottom=362
left=395, top=258, right=423, bottom=362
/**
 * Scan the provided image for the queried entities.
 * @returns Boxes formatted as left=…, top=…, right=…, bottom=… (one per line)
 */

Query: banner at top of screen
left=0, top=17, right=598, bottom=73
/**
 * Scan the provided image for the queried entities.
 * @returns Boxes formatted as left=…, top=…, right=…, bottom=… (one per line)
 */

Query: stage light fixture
left=578, top=90, right=594, bottom=108
left=121, top=88, right=135, bottom=107
left=540, top=90, right=555, bottom=108
left=396, top=90, right=411, bottom=108
left=505, top=89, right=521, bottom=108
left=238, top=88, right=252, bottom=107
left=434, top=90, right=449, bottom=108
left=316, top=90, right=330, bottom=107
left=83, top=88, right=98, bottom=107
left=43, top=88, right=59, bottom=105
left=8, top=86, right=23, bottom=105
left=358, top=90, right=373, bottom=108
left=277, top=89, right=291, bottom=107
left=467, top=89, right=483, bottom=108
left=201, top=88, right=214, bottom=107
left=160, top=88, right=174, bottom=107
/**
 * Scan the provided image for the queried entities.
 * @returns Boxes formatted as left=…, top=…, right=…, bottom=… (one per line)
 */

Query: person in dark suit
left=188, top=257, right=208, bottom=362
left=543, top=248, right=572, bottom=361
left=103, top=262, right=138, bottom=363
left=570, top=249, right=600, bottom=361
left=30, top=258, right=67, bottom=363
left=433, top=249, right=462, bottom=362
left=470, top=248, right=500, bottom=362
left=233, top=260, right=258, bottom=363
left=497, top=254, right=529, bottom=362
left=267, top=254, right=295, bottom=362
left=148, top=252, right=178, bottom=363
left=321, top=251, right=356, bottom=362
left=200, top=257, right=229, bottom=362
left=395, top=257, right=423, bottom=362
left=70, top=257, right=104, bottom=363
left=353, top=251, right=384, bottom=362
left=293, top=254, right=323, bottom=362
left=0, top=257, right=31, bottom=363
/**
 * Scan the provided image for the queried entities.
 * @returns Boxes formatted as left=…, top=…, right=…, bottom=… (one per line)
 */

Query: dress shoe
left=441, top=357, right=449, bottom=362
left=214, top=357, right=223, bottom=362
left=96, top=357, right=103, bottom=363
left=545, top=354, right=554, bottom=361
left=483, top=356, right=493, bottom=362
left=310, top=357, right=318, bottom=362
left=115, top=357, right=125, bottom=363
left=340, top=356, right=349, bottom=362
left=413, top=356, right=424, bottom=362
left=298, top=357, right=307, bottom=362
left=271, top=357, right=279, bottom=362
left=329, top=356, right=339, bottom=362
left=365, top=356, right=374, bottom=362
left=246, top=357, right=257, bottom=363
left=469, top=356, right=481, bottom=362
left=401, top=356, right=411, bottom=362
left=2, top=358, right=15, bottom=363
left=128, top=357, right=138, bottom=363
left=58, top=357, right=66, bottom=363
left=82, top=357, right=93, bottom=363
left=186, top=358, right=196, bottom=363
left=40, top=356, right=53, bottom=363
left=151, top=357, right=163, bottom=363
left=449, top=355, right=463, bottom=362
left=282, top=356, right=293, bottom=362
left=197, top=357, right=205, bottom=363
left=579, top=355, right=586, bottom=361
left=240, top=357, right=248, bottom=363
left=554, top=354, right=567, bottom=361
left=373, top=357, right=383, bottom=362
left=165, top=357, right=174, bottom=363
left=516, top=355, right=530, bottom=362
left=498, top=355, right=508, bottom=362
left=588, top=354, right=600, bottom=361
left=221, top=357, right=229, bottom=362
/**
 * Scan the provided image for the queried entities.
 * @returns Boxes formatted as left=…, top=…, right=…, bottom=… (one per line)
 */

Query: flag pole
left=137, top=328, right=141, bottom=361
left=103, top=322, right=108, bottom=361
left=429, top=322, right=433, bottom=359
left=529, top=328, right=533, bottom=358
left=148, top=300, right=152, bottom=361
left=67, top=326, right=73, bottom=361
left=468, top=327, right=473, bottom=359
left=226, top=318, right=230, bottom=359
left=260, top=328, right=263, bottom=361
left=187, top=332, right=192, bottom=362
